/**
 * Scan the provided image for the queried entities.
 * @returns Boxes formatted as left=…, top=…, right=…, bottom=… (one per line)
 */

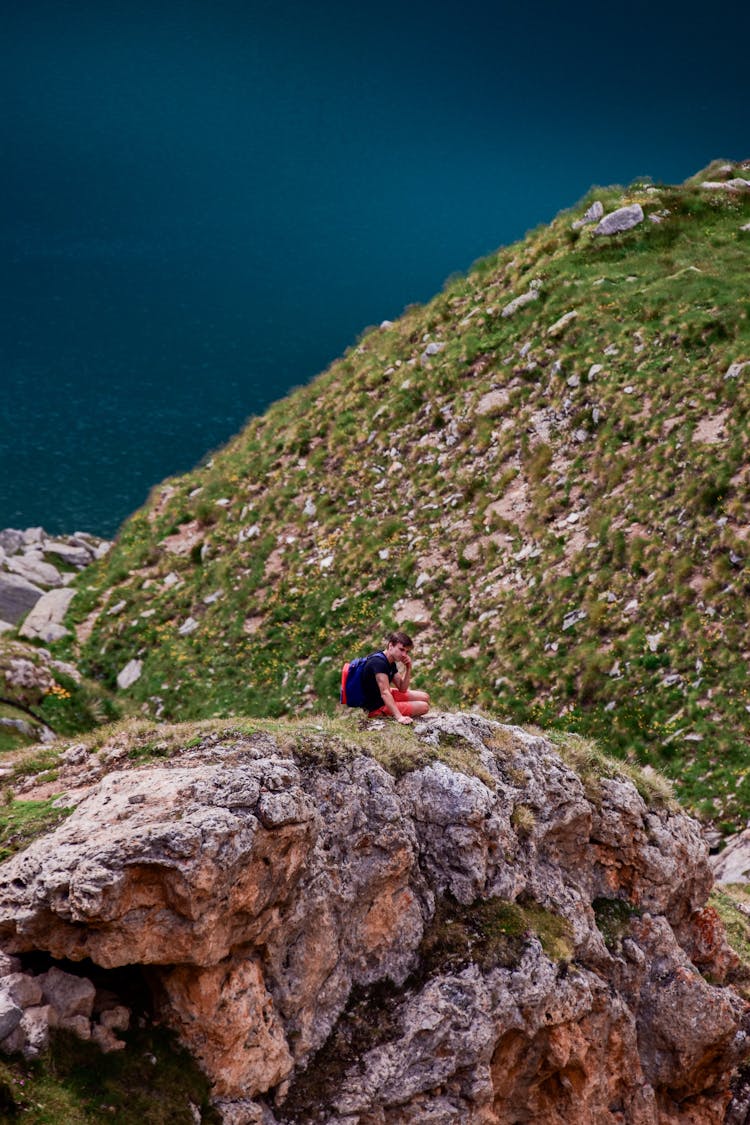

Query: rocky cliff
left=0, top=712, right=746, bottom=1123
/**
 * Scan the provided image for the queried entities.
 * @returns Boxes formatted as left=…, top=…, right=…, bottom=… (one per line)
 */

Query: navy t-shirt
left=362, top=651, right=397, bottom=711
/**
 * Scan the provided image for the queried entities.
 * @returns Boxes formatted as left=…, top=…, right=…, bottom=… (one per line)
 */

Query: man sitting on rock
left=362, top=631, right=430, bottom=724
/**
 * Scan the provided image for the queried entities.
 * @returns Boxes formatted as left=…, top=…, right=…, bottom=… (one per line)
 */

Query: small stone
left=99, top=1005, right=130, bottom=1033
left=117, top=659, right=143, bottom=690
left=0, top=989, right=23, bottom=1040
left=572, top=200, right=604, bottom=229
left=91, top=1023, right=126, bottom=1052
left=420, top=342, right=446, bottom=366
left=546, top=310, right=578, bottom=337
left=501, top=289, right=540, bottom=318
left=59, top=1013, right=91, bottom=1039
left=476, top=391, right=509, bottom=417
left=18, top=1005, right=53, bottom=1056
left=62, top=745, right=89, bottom=766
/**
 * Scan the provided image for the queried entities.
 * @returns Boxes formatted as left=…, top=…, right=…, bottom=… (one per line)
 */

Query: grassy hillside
left=57, top=160, right=750, bottom=829
left=0, top=639, right=118, bottom=752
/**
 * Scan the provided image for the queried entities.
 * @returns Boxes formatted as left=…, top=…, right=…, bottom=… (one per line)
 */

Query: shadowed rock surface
left=0, top=713, right=746, bottom=1123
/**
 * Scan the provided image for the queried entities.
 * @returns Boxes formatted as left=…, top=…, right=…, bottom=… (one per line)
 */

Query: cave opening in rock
left=18, top=949, right=157, bottom=1023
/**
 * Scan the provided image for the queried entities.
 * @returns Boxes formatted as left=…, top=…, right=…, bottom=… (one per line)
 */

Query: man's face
left=390, top=641, right=411, bottom=663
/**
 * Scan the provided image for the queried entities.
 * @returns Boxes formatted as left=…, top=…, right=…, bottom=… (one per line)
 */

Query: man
left=362, top=631, right=430, bottom=725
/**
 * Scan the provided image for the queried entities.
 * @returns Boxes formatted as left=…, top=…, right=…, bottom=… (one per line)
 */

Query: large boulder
left=18, top=587, right=76, bottom=642
left=5, top=553, right=63, bottom=589
left=593, top=203, right=645, bottom=236
left=0, top=715, right=744, bottom=1122
left=0, top=573, right=43, bottom=625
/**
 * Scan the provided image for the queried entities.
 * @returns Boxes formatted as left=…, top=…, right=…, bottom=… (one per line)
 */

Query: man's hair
left=387, top=630, right=413, bottom=649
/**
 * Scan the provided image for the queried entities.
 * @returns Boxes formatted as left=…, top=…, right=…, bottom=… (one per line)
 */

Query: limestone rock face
left=0, top=714, right=745, bottom=1124
left=18, top=587, right=76, bottom=642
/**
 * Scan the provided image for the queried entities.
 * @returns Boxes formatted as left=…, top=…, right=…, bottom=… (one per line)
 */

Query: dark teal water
left=3, top=0, right=748, bottom=536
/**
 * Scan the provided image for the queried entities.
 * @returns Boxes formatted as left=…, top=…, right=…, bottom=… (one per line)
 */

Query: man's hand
left=398, top=715, right=413, bottom=725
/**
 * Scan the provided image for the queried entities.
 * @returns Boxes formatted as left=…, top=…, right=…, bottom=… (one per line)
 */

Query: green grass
left=0, top=1027, right=220, bottom=1124
left=593, top=896, right=639, bottom=952
left=0, top=703, right=41, bottom=753
left=3, top=746, right=62, bottom=787
left=710, top=886, right=750, bottom=997
left=20, top=712, right=500, bottom=788
left=42, top=162, right=750, bottom=831
left=0, top=797, right=73, bottom=862
left=419, top=894, right=574, bottom=974
left=0, top=638, right=120, bottom=754
left=549, top=730, right=678, bottom=811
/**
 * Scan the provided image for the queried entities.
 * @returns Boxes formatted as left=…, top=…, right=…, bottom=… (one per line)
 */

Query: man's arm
left=375, top=672, right=412, bottom=724
left=392, top=651, right=412, bottom=692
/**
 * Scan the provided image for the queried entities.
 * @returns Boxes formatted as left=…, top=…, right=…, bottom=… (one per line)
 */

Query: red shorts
left=368, top=690, right=420, bottom=718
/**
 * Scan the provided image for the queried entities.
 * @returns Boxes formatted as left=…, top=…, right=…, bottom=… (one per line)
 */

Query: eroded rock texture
left=0, top=713, right=746, bottom=1124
